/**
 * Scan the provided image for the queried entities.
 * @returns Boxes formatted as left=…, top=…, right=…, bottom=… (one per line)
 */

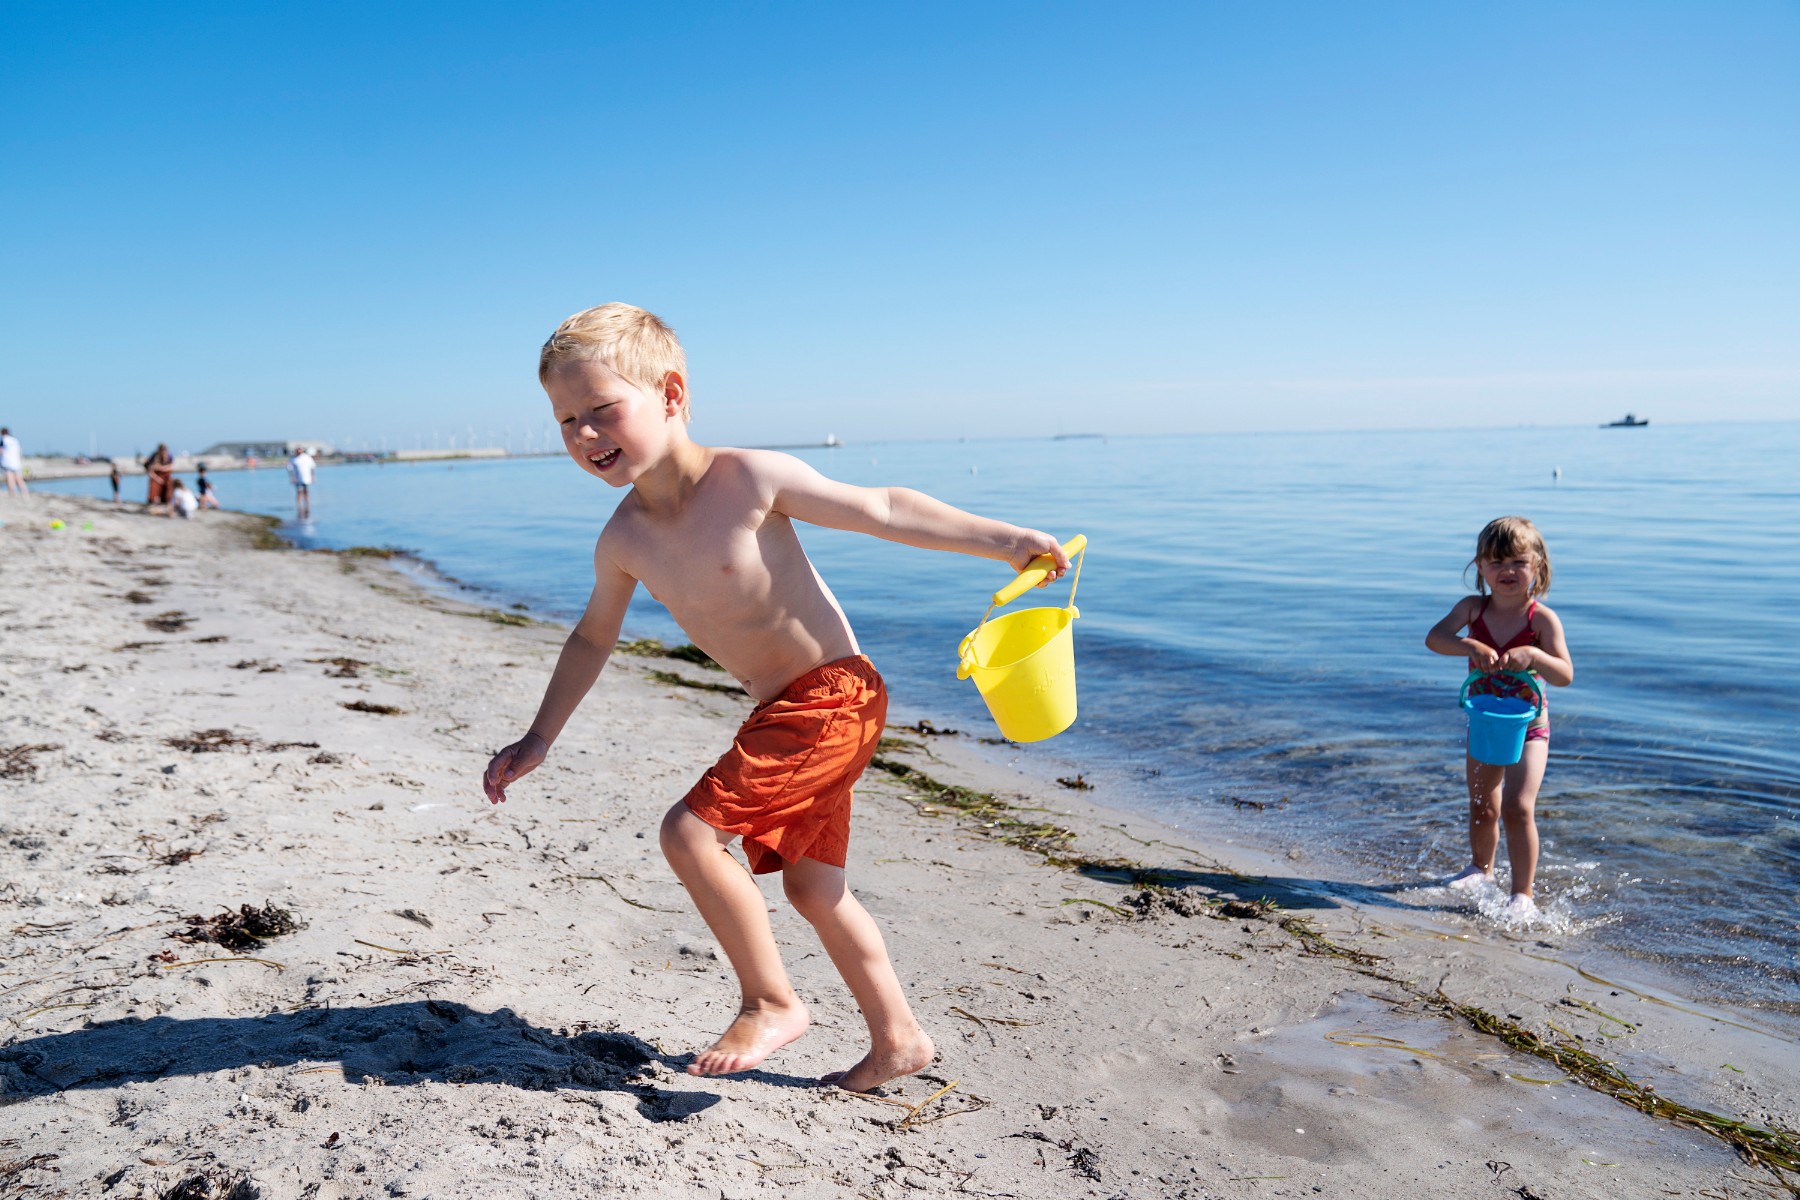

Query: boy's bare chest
left=611, top=505, right=786, bottom=608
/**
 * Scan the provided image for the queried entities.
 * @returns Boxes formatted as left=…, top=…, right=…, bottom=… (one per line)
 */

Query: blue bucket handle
left=1458, top=669, right=1544, bottom=717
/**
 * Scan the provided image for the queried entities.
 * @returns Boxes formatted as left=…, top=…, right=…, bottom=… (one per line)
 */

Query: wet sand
left=2, top=493, right=1794, bottom=1199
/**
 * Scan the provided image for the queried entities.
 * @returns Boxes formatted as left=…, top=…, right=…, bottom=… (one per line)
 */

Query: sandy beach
left=2, top=493, right=1795, bottom=1200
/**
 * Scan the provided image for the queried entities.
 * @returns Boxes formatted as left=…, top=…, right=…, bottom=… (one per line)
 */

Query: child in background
left=168, top=479, right=198, bottom=519
left=483, top=303, right=1069, bottom=1091
left=109, top=460, right=122, bottom=505
left=196, top=463, right=220, bottom=509
left=1425, top=516, right=1573, bottom=917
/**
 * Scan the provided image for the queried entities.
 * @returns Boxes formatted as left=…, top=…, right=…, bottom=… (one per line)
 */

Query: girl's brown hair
left=1468, top=516, right=1552, bottom=596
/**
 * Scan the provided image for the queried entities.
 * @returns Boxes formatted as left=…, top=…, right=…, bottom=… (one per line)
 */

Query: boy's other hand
left=483, top=732, right=548, bottom=804
left=1008, top=529, right=1070, bottom=585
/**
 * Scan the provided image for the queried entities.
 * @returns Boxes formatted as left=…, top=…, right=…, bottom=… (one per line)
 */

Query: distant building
left=197, top=439, right=336, bottom=459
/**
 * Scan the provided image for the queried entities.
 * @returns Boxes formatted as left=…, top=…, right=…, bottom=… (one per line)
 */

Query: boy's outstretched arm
left=483, top=552, right=635, bottom=804
left=763, top=452, right=1070, bottom=578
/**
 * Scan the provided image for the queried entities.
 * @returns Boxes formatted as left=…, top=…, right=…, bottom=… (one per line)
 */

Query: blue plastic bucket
left=1459, top=671, right=1544, bottom=766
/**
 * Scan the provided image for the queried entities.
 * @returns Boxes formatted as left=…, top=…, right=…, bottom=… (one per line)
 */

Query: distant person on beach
left=109, top=460, right=122, bottom=505
left=168, top=478, right=198, bottom=519
left=287, top=447, right=315, bottom=519
left=0, top=427, right=26, bottom=497
left=1426, top=516, right=1574, bottom=918
left=145, top=444, right=174, bottom=510
left=196, top=462, right=220, bottom=509
left=483, top=303, right=1069, bottom=1092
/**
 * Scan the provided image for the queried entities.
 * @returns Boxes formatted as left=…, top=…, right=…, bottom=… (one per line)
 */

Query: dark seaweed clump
left=170, top=902, right=302, bottom=951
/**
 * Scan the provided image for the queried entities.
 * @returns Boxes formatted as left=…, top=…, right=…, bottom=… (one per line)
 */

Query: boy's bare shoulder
left=710, top=445, right=805, bottom=476
left=594, top=496, right=649, bottom=565
left=701, top=446, right=822, bottom=497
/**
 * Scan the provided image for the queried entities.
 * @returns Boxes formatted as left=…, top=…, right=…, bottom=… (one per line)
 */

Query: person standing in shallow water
left=0, top=427, right=27, bottom=498
left=1426, top=516, right=1574, bottom=919
left=287, top=447, right=315, bottom=519
left=483, top=303, right=1070, bottom=1093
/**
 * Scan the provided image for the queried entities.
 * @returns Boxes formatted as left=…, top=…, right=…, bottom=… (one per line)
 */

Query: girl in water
left=1426, top=516, right=1574, bottom=917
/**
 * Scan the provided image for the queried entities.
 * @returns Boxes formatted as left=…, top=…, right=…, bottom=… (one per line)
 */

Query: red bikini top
left=1469, top=597, right=1539, bottom=655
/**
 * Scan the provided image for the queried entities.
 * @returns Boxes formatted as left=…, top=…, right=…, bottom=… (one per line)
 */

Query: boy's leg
left=1451, top=756, right=1504, bottom=889
left=782, top=856, right=934, bottom=1091
left=1499, top=740, right=1548, bottom=897
left=658, top=801, right=810, bottom=1076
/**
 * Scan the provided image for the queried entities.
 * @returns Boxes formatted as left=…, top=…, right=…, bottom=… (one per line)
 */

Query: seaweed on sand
left=1005, top=1131, right=1103, bottom=1181
left=0, top=744, right=60, bottom=780
left=144, top=611, right=195, bottom=633
left=1434, top=993, right=1800, bottom=1182
left=614, top=638, right=666, bottom=656
left=645, top=669, right=743, bottom=696
left=243, top=514, right=289, bottom=551
left=468, top=608, right=534, bottom=626
left=160, top=1168, right=259, bottom=1199
left=615, top=638, right=726, bottom=670
left=867, top=757, right=1140, bottom=876
left=170, top=902, right=302, bottom=952
left=342, top=700, right=403, bottom=715
left=165, top=729, right=255, bottom=753
left=0, top=1153, right=61, bottom=1195
left=664, top=643, right=724, bottom=670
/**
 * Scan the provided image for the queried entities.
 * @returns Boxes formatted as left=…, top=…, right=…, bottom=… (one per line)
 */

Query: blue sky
left=3, top=1, right=1796, bottom=456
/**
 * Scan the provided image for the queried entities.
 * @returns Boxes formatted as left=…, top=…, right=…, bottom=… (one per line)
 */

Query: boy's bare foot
left=1445, top=863, right=1494, bottom=892
left=821, top=1029, right=936, bottom=1093
left=687, top=999, right=810, bottom=1077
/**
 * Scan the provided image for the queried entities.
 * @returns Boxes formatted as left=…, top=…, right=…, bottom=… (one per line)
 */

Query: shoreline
left=3, top=492, right=1795, bottom=1199
left=245, top=501, right=1800, bottom=1033
left=22, top=480, right=1799, bottom=1030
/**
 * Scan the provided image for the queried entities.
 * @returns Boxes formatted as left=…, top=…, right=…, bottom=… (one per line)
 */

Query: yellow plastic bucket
left=957, top=535, right=1086, bottom=743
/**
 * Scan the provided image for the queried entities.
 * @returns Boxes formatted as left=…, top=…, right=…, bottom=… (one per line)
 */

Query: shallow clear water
left=46, top=423, right=1800, bottom=1017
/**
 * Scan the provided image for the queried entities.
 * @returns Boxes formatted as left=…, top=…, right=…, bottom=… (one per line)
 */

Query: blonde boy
left=483, top=303, right=1068, bottom=1092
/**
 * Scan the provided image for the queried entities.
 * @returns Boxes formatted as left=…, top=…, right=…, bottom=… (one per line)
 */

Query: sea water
left=48, top=423, right=1800, bottom=1020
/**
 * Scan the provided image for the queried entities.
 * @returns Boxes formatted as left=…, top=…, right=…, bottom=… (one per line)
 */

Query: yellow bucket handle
left=991, top=533, right=1087, bottom=609
left=958, top=535, right=1086, bottom=679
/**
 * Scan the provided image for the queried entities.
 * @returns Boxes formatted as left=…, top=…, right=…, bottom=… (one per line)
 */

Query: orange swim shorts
left=683, top=655, right=887, bottom=874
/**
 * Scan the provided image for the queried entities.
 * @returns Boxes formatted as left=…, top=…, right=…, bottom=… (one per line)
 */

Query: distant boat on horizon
left=1603, top=413, right=1650, bottom=427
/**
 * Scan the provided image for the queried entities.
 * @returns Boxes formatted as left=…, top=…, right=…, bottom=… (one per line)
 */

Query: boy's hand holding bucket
left=958, top=535, right=1087, bottom=743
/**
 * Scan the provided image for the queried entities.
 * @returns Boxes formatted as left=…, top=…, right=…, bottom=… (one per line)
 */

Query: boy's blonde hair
left=1469, top=515, right=1552, bottom=596
left=539, top=303, right=690, bottom=423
